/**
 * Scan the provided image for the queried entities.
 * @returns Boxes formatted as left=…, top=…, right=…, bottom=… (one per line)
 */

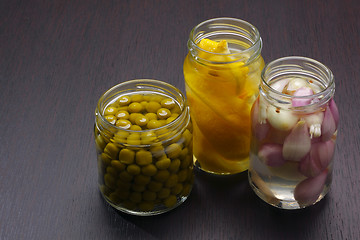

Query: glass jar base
left=194, top=156, right=248, bottom=175
left=100, top=189, right=190, bottom=216
left=248, top=173, right=329, bottom=210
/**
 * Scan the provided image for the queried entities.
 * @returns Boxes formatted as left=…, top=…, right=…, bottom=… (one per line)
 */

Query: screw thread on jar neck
left=260, top=56, right=335, bottom=112
left=95, top=79, right=190, bottom=143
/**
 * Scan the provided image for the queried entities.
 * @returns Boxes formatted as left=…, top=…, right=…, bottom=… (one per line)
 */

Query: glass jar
left=249, top=56, right=339, bottom=209
left=94, top=79, right=194, bottom=216
left=183, top=17, right=265, bottom=174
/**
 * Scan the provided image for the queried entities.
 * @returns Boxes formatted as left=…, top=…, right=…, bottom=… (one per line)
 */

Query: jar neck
left=187, top=17, right=262, bottom=65
left=260, top=56, right=335, bottom=112
left=95, top=79, right=190, bottom=143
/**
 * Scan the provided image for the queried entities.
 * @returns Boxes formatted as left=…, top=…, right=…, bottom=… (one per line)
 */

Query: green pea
left=136, top=150, right=153, bottom=166
left=104, top=173, right=116, bottom=188
left=143, top=95, right=152, bottom=101
left=155, top=157, right=171, bottom=170
left=157, top=188, right=170, bottom=199
left=172, top=105, right=181, bottom=114
left=181, top=183, right=192, bottom=197
left=147, top=120, right=162, bottom=129
left=171, top=183, right=184, bottom=195
left=127, top=164, right=141, bottom=175
left=129, top=192, right=142, bottom=203
left=141, top=131, right=156, bottom=139
left=128, top=132, right=140, bottom=140
left=119, top=149, right=135, bottom=164
left=106, top=166, right=118, bottom=176
left=177, top=169, right=188, bottom=182
left=153, top=170, right=170, bottom=182
left=179, top=147, right=189, bottom=160
left=142, top=191, right=157, bottom=201
left=166, top=143, right=182, bottom=159
left=165, top=174, right=178, bottom=188
left=168, top=159, right=181, bottom=173
left=140, top=101, right=148, bottom=109
left=118, top=106, right=129, bottom=112
left=132, top=184, right=146, bottom=192
left=163, top=195, right=177, bottom=208
left=141, top=164, right=157, bottom=177
left=171, top=113, right=179, bottom=119
left=149, top=95, right=164, bottom=103
left=95, top=134, right=107, bottom=151
left=165, top=116, right=177, bottom=124
left=108, top=192, right=121, bottom=204
left=116, top=180, right=132, bottom=190
left=115, top=119, right=132, bottom=129
left=180, top=155, right=192, bottom=169
left=138, top=201, right=155, bottom=211
left=104, top=115, right=116, bottom=125
left=147, top=181, right=163, bottom=192
left=150, top=145, right=165, bottom=158
left=100, top=153, right=112, bottom=166
left=130, top=94, right=143, bottom=102
left=113, top=131, right=129, bottom=140
left=161, top=98, right=176, bottom=109
left=119, top=171, right=134, bottom=182
left=129, top=113, right=142, bottom=124
left=182, top=129, right=193, bottom=147
left=169, top=132, right=183, bottom=145
left=127, top=133, right=141, bottom=145
left=128, top=102, right=143, bottom=113
left=122, top=200, right=137, bottom=210
left=146, top=101, right=161, bottom=113
left=118, top=96, right=131, bottom=106
left=130, top=125, right=142, bottom=131
left=104, top=106, right=118, bottom=115
left=145, top=112, right=157, bottom=121
left=134, top=174, right=151, bottom=185
left=104, top=143, right=120, bottom=159
left=157, top=108, right=172, bottom=120
left=115, top=110, right=130, bottom=119
left=135, top=115, right=149, bottom=127
left=141, top=132, right=157, bottom=145
left=114, top=189, right=130, bottom=200
left=158, top=120, right=167, bottom=127
left=127, top=139, right=141, bottom=145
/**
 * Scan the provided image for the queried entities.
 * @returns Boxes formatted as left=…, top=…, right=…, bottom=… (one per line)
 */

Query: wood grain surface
left=1, top=0, right=359, bottom=239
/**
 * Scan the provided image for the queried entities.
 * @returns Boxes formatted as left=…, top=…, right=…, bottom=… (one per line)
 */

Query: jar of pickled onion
left=249, top=56, right=339, bottom=209
left=183, top=17, right=265, bottom=174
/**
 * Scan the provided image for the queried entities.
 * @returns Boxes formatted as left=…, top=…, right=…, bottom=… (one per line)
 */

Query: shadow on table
left=104, top=168, right=328, bottom=239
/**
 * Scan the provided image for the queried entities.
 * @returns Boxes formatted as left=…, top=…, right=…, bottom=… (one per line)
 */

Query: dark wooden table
left=1, top=0, right=359, bottom=239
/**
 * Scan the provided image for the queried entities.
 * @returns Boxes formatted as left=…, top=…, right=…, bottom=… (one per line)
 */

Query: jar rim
left=260, top=56, right=335, bottom=108
left=95, top=79, right=189, bottom=134
left=188, top=17, right=262, bottom=64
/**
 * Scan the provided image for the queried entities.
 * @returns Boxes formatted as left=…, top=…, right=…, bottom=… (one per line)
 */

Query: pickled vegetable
left=249, top=76, right=338, bottom=209
left=94, top=92, right=193, bottom=214
left=184, top=38, right=264, bottom=174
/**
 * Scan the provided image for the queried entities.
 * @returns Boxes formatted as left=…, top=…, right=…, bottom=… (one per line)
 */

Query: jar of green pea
left=94, top=79, right=194, bottom=216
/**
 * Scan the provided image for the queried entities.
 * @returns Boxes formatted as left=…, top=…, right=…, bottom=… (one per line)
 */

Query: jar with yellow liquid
left=183, top=18, right=264, bottom=174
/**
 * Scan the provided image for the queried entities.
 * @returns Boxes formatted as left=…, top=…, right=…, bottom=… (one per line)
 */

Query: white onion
left=282, top=121, right=311, bottom=161
left=303, top=111, right=324, bottom=138
left=267, top=105, right=298, bottom=131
